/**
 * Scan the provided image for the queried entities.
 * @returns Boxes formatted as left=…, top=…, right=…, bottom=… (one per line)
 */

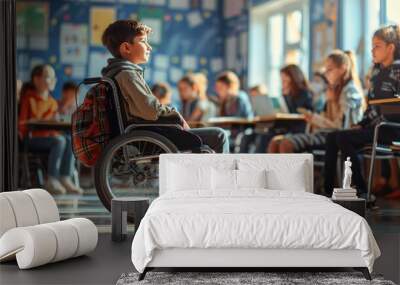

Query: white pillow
left=211, top=169, right=268, bottom=191
left=167, top=162, right=211, bottom=191
left=236, top=169, right=267, bottom=189
left=237, top=159, right=307, bottom=191
left=211, top=168, right=237, bottom=190
left=266, top=164, right=306, bottom=191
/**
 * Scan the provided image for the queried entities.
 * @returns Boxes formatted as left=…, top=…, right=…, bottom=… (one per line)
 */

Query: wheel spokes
left=106, top=139, right=171, bottom=198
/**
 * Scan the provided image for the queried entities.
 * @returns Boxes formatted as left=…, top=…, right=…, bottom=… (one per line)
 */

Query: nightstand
left=331, top=198, right=366, bottom=217
left=111, top=197, right=150, bottom=242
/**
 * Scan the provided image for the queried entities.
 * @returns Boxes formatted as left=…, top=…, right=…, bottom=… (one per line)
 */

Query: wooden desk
left=254, top=113, right=305, bottom=123
left=369, top=97, right=400, bottom=118
left=204, top=114, right=304, bottom=126
left=368, top=97, right=400, bottom=105
left=26, top=120, right=71, bottom=132
left=206, top=117, right=254, bottom=127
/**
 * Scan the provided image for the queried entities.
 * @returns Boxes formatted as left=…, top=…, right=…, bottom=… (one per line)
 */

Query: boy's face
left=120, top=34, right=152, bottom=64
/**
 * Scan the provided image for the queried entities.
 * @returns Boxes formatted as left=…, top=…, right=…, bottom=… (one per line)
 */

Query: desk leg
left=112, top=201, right=127, bottom=242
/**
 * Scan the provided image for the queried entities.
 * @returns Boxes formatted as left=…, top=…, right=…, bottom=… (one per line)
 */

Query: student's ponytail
left=344, top=50, right=363, bottom=92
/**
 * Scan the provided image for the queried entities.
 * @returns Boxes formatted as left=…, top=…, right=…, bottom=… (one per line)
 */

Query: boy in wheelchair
left=100, top=19, right=229, bottom=154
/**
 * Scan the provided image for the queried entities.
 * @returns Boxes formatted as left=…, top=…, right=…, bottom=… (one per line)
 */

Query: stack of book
left=332, top=188, right=358, bottom=200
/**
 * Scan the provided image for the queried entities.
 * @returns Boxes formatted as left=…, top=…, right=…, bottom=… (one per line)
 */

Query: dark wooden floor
left=0, top=233, right=133, bottom=285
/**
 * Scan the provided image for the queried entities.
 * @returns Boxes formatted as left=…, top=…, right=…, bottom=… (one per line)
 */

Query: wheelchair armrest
left=129, top=116, right=183, bottom=125
left=125, top=116, right=184, bottom=133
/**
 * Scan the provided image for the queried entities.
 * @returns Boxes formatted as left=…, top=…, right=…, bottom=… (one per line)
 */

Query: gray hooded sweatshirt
left=101, top=58, right=180, bottom=122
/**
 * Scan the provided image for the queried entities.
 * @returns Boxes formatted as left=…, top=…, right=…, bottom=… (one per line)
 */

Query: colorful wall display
left=16, top=0, right=226, bottom=104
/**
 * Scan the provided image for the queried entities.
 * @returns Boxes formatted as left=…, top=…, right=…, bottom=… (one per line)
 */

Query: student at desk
left=324, top=25, right=400, bottom=197
left=178, top=73, right=216, bottom=121
left=253, top=64, right=314, bottom=153
left=58, top=81, right=78, bottom=122
left=214, top=71, right=253, bottom=152
left=18, top=64, right=83, bottom=195
left=268, top=50, right=364, bottom=154
left=215, top=71, right=253, bottom=119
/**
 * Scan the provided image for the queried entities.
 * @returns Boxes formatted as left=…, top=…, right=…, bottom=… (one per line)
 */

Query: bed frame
left=138, top=154, right=371, bottom=281
left=139, top=249, right=371, bottom=280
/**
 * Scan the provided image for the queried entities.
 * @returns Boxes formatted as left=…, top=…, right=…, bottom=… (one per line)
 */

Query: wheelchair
left=79, top=77, right=213, bottom=212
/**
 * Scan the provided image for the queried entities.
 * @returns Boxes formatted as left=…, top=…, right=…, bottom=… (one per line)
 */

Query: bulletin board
left=16, top=0, right=227, bottom=105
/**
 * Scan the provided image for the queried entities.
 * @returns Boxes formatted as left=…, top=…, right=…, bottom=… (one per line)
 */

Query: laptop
left=251, top=96, right=278, bottom=116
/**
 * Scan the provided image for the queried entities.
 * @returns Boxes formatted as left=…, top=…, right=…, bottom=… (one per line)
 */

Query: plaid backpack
left=71, top=83, right=111, bottom=167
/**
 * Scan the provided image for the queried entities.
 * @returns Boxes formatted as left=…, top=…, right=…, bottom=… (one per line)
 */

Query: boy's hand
left=182, top=119, right=191, bottom=130
left=178, top=113, right=191, bottom=130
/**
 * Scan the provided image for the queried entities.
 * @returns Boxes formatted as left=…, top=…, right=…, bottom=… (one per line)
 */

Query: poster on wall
left=16, top=2, right=49, bottom=50
left=223, top=0, right=243, bottom=18
left=60, top=24, right=88, bottom=64
left=138, top=8, right=163, bottom=45
left=90, top=7, right=116, bottom=46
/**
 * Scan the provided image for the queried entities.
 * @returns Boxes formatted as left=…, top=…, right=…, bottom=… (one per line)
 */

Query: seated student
left=268, top=50, right=364, bottom=153
left=215, top=71, right=253, bottom=118
left=254, top=64, right=314, bottom=153
left=280, top=64, right=314, bottom=113
left=101, top=19, right=229, bottom=153
left=178, top=73, right=216, bottom=121
left=19, top=65, right=83, bottom=195
left=190, top=73, right=217, bottom=121
left=178, top=74, right=200, bottom=120
left=58, top=81, right=78, bottom=122
left=324, top=25, right=400, bottom=197
left=151, top=82, right=172, bottom=106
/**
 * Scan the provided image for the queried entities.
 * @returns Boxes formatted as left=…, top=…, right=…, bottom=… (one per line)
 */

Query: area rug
left=116, top=271, right=395, bottom=285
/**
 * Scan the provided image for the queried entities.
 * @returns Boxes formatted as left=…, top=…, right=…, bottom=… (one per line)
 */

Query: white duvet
left=131, top=190, right=380, bottom=273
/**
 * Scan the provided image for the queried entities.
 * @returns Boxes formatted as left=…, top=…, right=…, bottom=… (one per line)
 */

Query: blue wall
left=16, top=0, right=340, bottom=103
left=17, top=0, right=228, bottom=103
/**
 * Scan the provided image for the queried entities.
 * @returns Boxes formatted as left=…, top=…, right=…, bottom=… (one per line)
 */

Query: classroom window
left=386, top=0, right=400, bottom=24
left=286, top=10, right=302, bottom=44
left=249, top=0, right=309, bottom=97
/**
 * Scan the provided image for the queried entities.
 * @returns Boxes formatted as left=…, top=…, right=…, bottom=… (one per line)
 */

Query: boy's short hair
left=102, top=19, right=152, bottom=58
left=62, top=81, right=77, bottom=92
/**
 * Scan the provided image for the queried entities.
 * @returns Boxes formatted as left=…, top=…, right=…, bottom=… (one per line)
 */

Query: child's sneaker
left=45, top=177, right=67, bottom=195
left=60, top=176, right=84, bottom=195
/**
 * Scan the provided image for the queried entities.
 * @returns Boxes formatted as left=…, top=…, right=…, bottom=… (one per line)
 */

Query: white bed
left=131, top=154, right=380, bottom=280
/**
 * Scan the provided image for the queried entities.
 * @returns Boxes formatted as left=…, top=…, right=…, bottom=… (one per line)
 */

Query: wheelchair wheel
left=94, top=131, right=178, bottom=212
